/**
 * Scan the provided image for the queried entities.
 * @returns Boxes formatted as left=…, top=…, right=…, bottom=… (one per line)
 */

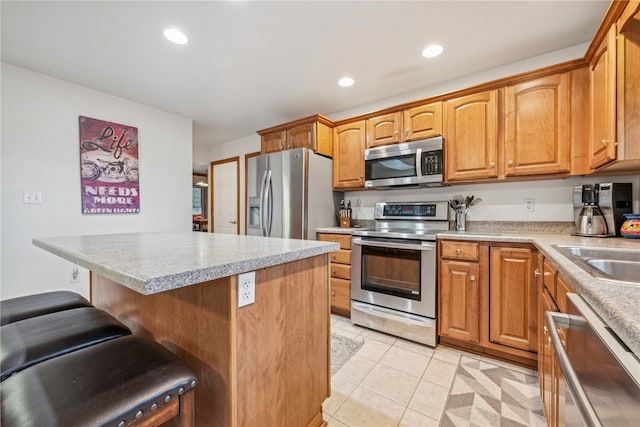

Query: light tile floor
left=325, top=315, right=544, bottom=427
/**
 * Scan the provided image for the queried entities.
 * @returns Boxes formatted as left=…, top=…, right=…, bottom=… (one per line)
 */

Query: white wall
left=1, top=63, right=193, bottom=300
left=344, top=175, right=640, bottom=222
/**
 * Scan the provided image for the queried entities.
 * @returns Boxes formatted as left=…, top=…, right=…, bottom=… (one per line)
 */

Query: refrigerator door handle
left=266, top=170, right=273, bottom=236
left=259, top=169, right=268, bottom=236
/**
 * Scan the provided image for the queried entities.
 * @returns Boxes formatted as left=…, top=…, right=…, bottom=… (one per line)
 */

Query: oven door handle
left=546, top=311, right=602, bottom=427
left=352, top=237, right=435, bottom=251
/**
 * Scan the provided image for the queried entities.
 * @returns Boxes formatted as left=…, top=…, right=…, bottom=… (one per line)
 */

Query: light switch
left=23, top=191, right=42, bottom=204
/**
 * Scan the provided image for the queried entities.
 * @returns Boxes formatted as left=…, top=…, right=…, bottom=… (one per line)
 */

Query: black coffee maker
left=573, top=183, right=633, bottom=237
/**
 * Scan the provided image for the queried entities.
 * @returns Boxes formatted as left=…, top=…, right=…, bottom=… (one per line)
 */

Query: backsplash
left=344, top=174, right=640, bottom=223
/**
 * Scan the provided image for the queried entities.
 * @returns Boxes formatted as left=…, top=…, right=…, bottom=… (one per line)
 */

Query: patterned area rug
left=331, top=333, right=364, bottom=376
left=440, top=356, right=545, bottom=427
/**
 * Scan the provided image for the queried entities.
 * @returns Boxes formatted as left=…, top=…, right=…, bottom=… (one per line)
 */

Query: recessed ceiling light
left=422, top=44, right=443, bottom=58
left=164, top=28, right=189, bottom=45
left=338, top=76, right=354, bottom=87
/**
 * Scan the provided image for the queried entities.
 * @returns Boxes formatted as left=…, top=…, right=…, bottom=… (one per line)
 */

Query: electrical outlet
left=237, top=271, right=256, bottom=307
left=70, top=266, right=80, bottom=284
left=524, top=198, right=535, bottom=212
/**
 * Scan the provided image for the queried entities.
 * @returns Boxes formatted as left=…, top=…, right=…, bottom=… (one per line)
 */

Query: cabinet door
left=439, top=260, right=480, bottom=343
left=540, top=290, right=557, bottom=426
left=333, top=121, right=366, bottom=189
left=404, top=102, right=442, bottom=141
left=504, top=74, right=571, bottom=176
left=590, top=25, right=617, bottom=169
left=288, top=122, right=316, bottom=151
left=261, top=130, right=286, bottom=153
left=445, top=90, right=499, bottom=181
left=489, top=247, right=537, bottom=352
left=366, top=112, right=402, bottom=148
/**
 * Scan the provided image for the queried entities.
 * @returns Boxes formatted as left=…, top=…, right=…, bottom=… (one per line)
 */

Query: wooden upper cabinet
left=589, top=25, right=618, bottom=169
left=261, top=130, right=286, bottom=153
left=333, top=121, right=366, bottom=189
left=504, top=74, right=571, bottom=176
left=445, top=90, right=499, bottom=182
left=489, top=247, right=538, bottom=353
left=404, top=101, right=442, bottom=141
left=258, top=115, right=334, bottom=157
left=366, top=112, right=402, bottom=148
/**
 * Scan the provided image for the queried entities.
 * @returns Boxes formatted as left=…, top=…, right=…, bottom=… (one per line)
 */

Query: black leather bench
left=1, top=306, right=131, bottom=381
left=1, top=335, right=198, bottom=427
left=0, top=290, right=92, bottom=326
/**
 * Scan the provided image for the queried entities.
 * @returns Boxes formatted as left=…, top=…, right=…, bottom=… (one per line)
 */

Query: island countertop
left=34, top=232, right=339, bottom=295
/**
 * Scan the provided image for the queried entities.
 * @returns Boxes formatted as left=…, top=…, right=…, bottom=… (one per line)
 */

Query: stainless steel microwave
left=364, top=136, right=445, bottom=189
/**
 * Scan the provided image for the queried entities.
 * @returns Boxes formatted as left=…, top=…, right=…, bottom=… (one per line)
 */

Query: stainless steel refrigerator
left=247, top=148, right=337, bottom=239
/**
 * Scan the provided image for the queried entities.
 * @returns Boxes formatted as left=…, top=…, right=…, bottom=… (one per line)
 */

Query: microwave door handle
left=352, top=237, right=435, bottom=251
left=546, top=311, right=602, bottom=427
left=415, top=148, right=423, bottom=180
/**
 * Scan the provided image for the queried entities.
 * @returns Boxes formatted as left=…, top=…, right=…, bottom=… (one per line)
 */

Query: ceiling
left=1, top=1, right=610, bottom=149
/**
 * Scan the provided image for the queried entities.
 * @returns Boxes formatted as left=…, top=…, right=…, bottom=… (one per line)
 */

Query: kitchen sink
left=553, top=245, right=640, bottom=285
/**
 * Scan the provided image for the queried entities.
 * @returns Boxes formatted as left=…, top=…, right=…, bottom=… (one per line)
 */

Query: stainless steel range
left=351, top=201, right=449, bottom=346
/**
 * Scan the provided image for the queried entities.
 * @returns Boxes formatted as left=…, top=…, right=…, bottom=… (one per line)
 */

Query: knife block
left=339, top=217, right=352, bottom=228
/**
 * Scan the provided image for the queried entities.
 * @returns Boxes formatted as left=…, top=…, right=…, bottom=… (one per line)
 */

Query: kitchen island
left=33, top=232, right=339, bottom=427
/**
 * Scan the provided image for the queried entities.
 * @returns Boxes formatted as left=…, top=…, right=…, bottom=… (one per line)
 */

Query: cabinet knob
left=360, top=175, right=364, bottom=179
left=601, top=139, right=609, bottom=145
left=331, top=269, right=336, bottom=275
left=543, top=326, right=548, bottom=334
left=489, top=162, right=496, bottom=168
left=534, top=269, right=541, bottom=277
left=469, top=275, right=476, bottom=282
left=331, top=254, right=336, bottom=260
left=456, top=248, right=462, bottom=255
left=331, top=291, right=336, bottom=297
left=394, top=130, right=399, bottom=135
left=507, top=160, right=514, bottom=167
left=405, top=129, right=410, bottom=135
left=548, top=336, right=551, bottom=344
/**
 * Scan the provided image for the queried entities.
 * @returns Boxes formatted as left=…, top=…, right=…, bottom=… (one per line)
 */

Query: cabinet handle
left=469, top=275, right=476, bottom=282
left=489, top=162, right=496, bottom=168
left=601, top=139, right=609, bottom=145
left=456, top=248, right=462, bottom=255
left=507, top=160, right=514, bottom=167
left=548, top=336, right=551, bottom=344
left=534, top=269, right=541, bottom=277
left=544, top=271, right=552, bottom=276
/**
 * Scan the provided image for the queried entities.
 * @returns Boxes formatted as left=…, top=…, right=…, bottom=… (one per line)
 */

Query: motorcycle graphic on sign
left=79, top=116, right=140, bottom=214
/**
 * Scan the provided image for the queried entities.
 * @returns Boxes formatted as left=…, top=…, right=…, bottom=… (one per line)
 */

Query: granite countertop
left=438, top=231, right=640, bottom=357
left=34, top=232, right=339, bottom=296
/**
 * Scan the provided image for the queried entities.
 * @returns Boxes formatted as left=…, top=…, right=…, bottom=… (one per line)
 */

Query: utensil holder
left=455, top=210, right=466, bottom=231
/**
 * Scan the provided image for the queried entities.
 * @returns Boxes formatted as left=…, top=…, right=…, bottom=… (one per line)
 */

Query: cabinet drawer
left=330, top=249, right=352, bottom=265
left=556, top=275, right=575, bottom=313
left=317, top=233, right=351, bottom=250
left=543, top=259, right=558, bottom=298
left=330, top=278, right=351, bottom=316
left=331, top=263, right=351, bottom=280
left=440, top=241, right=479, bottom=261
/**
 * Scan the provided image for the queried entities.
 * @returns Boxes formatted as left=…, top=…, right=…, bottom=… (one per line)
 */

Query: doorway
left=210, top=157, right=240, bottom=234
left=192, top=172, right=208, bottom=232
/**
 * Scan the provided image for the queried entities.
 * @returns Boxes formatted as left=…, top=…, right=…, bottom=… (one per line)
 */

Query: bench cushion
left=1, top=307, right=131, bottom=381
left=0, top=291, right=92, bottom=326
left=1, top=335, right=198, bottom=427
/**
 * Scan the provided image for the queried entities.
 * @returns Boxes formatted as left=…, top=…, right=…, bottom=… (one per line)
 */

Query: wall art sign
left=79, top=116, right=140, bottom=214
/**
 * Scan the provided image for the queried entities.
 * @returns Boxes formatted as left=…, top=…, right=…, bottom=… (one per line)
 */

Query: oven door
left=351, top=237, right=435, bottom=318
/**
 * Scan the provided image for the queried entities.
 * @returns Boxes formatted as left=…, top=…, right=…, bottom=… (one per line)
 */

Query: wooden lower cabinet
left=438, top=240, right=538, bottom=367
left=439, top=259, right=480, bottom=343
left=489, top=247, right=538, bottom=352
left=537, top=257, right=575, bottom=427
left=318, top=232, right=352, bottom=317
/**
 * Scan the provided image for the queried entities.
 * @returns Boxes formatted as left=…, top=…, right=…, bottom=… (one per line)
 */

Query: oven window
left=361, top=246, right=421, bottom=300
left=365, top=154, right=416, bottom=180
